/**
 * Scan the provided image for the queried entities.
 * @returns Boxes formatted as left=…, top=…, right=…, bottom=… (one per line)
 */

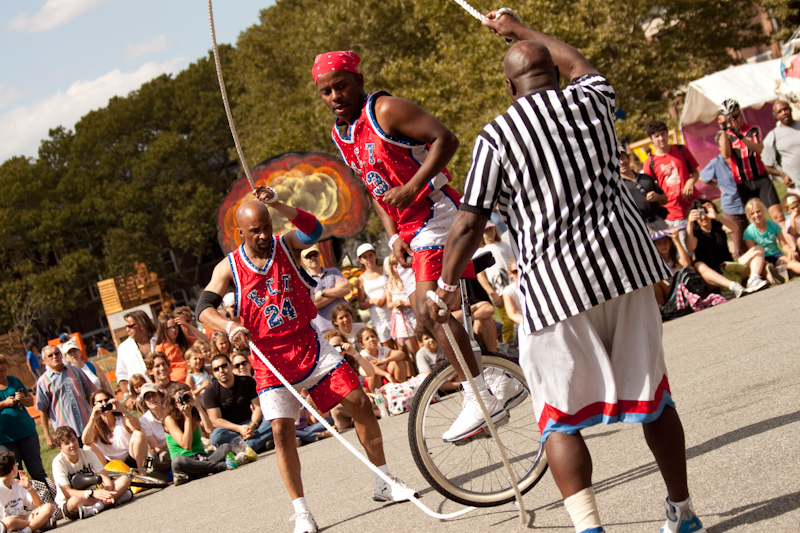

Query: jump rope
left=206, top=0, right=526, bottom=524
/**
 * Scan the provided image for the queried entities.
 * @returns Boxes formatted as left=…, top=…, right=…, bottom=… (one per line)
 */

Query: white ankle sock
left=292, top=497, right=310, bottom=514
left=373, top=463, right=389, bottom=485
left=668, top=496, right=690, bottom=510
left=564, top=487, right=601, bottom=532
left=462, top=373, right=487, bottom=394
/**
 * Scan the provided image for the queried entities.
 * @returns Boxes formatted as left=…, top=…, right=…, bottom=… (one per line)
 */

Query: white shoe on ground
left=442, top=389, right=506, bottom=442
left=291, top=511, right=318, bottom=533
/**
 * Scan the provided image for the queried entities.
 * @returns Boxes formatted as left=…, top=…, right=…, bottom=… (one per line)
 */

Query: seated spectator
left=136, top=384, right=171, bottom=479
left=193, top=340, right=213, bottom=368
left=184, top=347, right=211, bottom=404
left=700, top=131, right=749, bottom=256
left=231, top=353, right=254, bottom=378
left=651, top=229, right=693, bottom=307
left=385, top=254, right=419, bottom=356
left=294, top=391, right=333, bottom=446
left=211, top=331, right=233, bottom=358
left=324, top=330, right=375, bottom=391
left=51, top=426, right=132, bottom=520
left=35, top=345, right=96, bottom=450
left=61, top=340, right=113, bottom=396
left=452, top=277, right=499, bottom=355
left=358, top=328, right=408, bottom=390
left=783, top=194, right=800, bottom=249
left=354, top=244, right=393, bottom=348
left=155, top=315, right=189, bottom=383
left=619, top=148, right=668, bottom=232
left=414, top=325, right=445, bottom=375
left=127, top=374, right=147, bottom=411
left=82, top=390, right=147, bottom=469
left=205, top=355, right=273, bottom=454
left=744, top=198, right=800, bottom=282
left=685, top=200, right=768, bottom=296
left=479, top=221, right=516, bottom=344
left=173, top=306, right=208, bottom=345
left=162, top=382, right=232, bottom=485
left=501, top=258, right=523, bottom=344
left=0, top=451, right=54, bottom=533
left=331, top=303, right=366, bottom=349
left=144, top=352, right=174, bottom=390
left=0, top=355, right=47, bottom=484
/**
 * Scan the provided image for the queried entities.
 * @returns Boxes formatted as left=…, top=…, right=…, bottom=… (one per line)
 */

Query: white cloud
left=8, top=0, right=108, bottom=33
left=0, top=84, right=23, bottom=111
left=0, top=59, right=185, bottom=162
left=124, top=34, right=170, bottom=60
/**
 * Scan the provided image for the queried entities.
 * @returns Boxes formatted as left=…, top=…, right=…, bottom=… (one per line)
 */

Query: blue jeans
left=295, top=417, right=334, bottom=444
left=0, top=432, right=47, bottom=483
left=210, top=418, right=273, bottom=453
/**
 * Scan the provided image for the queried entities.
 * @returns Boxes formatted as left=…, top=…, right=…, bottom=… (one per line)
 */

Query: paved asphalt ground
left=61, top=281, right=800, bottom=532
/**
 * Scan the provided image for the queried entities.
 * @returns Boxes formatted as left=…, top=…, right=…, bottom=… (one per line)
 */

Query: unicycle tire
left=408, top=355, right=548, bottom=507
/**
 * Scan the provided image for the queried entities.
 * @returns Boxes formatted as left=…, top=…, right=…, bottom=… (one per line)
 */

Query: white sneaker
left=291, top=511, right=318, bottom=533
left=372, top=474, right=416, bottom=503
left=745, top=275, right=768, bottom=293
left=484, top=369, right=528, bottom=411
left=729, top=281, right=745, bottom=298
left=442, top=389, right=507, bottom=442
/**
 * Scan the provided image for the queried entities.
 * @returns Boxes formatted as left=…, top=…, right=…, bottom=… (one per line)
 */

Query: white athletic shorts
left=519, top=286, right=675, bottom=442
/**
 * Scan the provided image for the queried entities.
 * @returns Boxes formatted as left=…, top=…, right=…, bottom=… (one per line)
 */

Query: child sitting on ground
left=0, top=451, right=54, bottom=533
left=51, top=426, right=132, bottom=521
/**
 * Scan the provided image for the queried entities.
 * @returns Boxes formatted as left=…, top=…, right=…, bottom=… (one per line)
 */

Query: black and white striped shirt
left=461, top=75, right=670, bottom=334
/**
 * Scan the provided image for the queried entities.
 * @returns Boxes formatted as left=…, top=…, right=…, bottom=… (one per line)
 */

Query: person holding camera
left=163, top=382, right=233, bottom=485
left=81, top=390, right=148, bottom=469
left=685, top=199, right=768, bottom=296
left=718, top=98, right=786, bottom=229
left=619, top=149, right=668, bottom=232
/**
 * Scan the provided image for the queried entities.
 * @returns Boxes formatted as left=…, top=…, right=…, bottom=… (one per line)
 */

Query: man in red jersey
left=314, top=51, right=506, bottom=443
left=197, top=189, right=409, bottom=533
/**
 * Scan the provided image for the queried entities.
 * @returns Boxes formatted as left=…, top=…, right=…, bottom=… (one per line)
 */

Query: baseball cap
left=139, top=383, right=161, bottom=397
left=301, top=245, right=320, bottom=258
left=356, top=243, right=375, bottom=257
left=60, top=340, right=81, bottom=355
left=222, top=293, right=235, bottom=307
left=484, top=220, right=496, bottom=229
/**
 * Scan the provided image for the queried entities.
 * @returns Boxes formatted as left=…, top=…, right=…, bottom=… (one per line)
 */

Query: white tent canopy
left=679, top=58, right=782, bottom=126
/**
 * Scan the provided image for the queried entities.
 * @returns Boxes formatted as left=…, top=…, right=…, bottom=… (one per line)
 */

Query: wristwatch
left=84, top=489, right=93, bottom=498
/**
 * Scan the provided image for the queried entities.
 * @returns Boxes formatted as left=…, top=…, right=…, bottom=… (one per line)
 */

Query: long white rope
left=452, top=0, right=487, bottom=21
left=428, top=291, right=526, bottom=524
left=207, top=0, right=255, bottom=190
left=248, top=340, right=475, bottom=521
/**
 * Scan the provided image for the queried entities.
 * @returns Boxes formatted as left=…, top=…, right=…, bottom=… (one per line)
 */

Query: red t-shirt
left=643, top=145, right=699, bottom=220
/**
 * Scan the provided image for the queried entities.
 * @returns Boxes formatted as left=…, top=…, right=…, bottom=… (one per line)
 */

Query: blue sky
left=0, top=0, right=273, bottom=163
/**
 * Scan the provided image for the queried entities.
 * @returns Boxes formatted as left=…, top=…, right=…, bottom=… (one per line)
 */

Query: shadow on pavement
left=708, top=491, right=800, bottom=532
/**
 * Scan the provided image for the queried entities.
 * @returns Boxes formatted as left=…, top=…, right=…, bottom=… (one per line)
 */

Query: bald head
left=236, top=200, right=274, bottom=255
left=504, top=41, right=559, bottom=100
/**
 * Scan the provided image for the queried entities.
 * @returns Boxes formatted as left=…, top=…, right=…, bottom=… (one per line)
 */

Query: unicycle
left=407, top=252, right=548, bottom=507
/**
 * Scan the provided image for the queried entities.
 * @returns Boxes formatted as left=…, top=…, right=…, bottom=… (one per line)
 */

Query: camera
left=100, top=403, right=113, bottom=412
left=178, top=392, right=192, bottom=405
left=333, top=344, right=344, bottom=353
left=635, top=183, right=648, bottom=196
left=696, top=208, right=707, bottom=216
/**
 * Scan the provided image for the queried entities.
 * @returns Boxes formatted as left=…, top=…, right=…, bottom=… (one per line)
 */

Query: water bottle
left=225, top=452, right=238, bottom=470
left=374, top=388, right=390, bottom=418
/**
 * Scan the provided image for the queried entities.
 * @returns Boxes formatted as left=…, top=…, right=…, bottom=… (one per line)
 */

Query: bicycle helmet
left=718, top=98, right=740, bottom=116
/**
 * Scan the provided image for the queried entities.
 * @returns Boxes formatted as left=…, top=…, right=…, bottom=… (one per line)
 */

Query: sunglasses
left=167, top=325, right=179, bottom=331
left=304, top=252, right=320, bottom=259
left=212, top=363, right=230, bottom=372
left=233, top=361, right=250, bottom=368
left=125, top=324, right=137, bottom=329
left=730, top=112, right=741, bottom=120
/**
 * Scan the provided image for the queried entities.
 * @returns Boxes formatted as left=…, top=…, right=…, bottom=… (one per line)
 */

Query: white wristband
left=225, top=321, right=234, bottom=334
left=388, top=234, right=400, bottom=248
left=437, top=278, right=458, bottom=293
left=229, top=326, right=250, bottom=339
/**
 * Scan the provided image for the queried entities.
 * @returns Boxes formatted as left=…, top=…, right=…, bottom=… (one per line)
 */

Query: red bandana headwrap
left=312, top=51, right=361, bottom=83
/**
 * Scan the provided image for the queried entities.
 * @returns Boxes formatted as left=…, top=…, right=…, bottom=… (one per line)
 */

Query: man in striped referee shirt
left=428, top=11, right=705, bottom=533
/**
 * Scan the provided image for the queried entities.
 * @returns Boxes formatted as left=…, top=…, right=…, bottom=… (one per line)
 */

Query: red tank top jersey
left=229, top=236, right=320, bottom=391
left=331, top=91, right=454, bottom=229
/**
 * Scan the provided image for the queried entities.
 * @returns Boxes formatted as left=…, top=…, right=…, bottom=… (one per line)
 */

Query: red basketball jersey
left=331, top=91, right=454, bottom=228
left=229, top=236, right=320, bottom=390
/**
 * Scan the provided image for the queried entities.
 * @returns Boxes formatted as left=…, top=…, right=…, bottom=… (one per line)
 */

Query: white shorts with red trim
left=519, top=286, right=675, bottom=442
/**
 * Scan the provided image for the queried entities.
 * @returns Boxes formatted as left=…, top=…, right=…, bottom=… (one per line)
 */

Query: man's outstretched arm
left=482, top=10, right=599, bottom=81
